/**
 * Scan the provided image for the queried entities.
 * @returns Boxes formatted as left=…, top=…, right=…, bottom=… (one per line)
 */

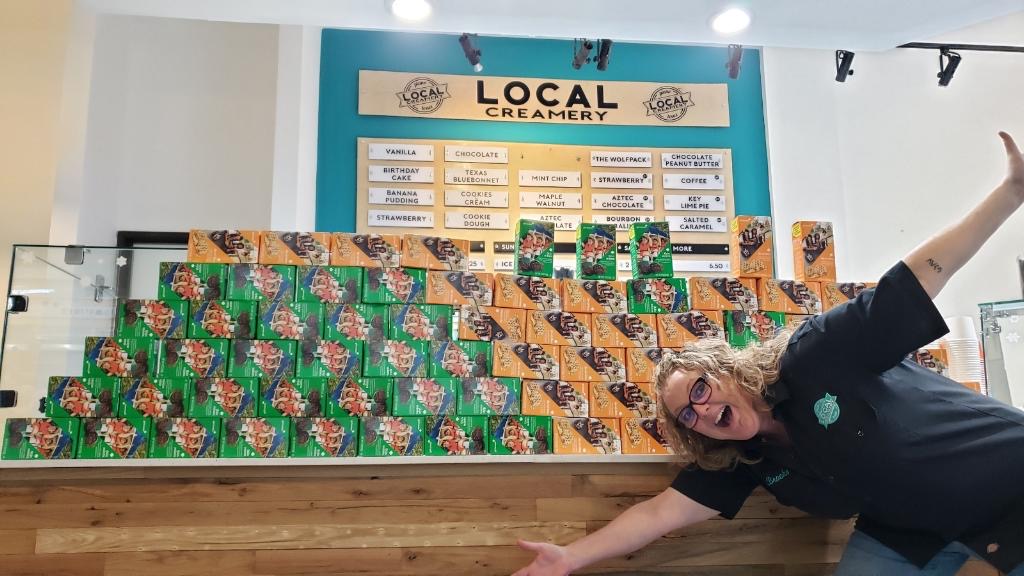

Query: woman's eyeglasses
left=675, top=376, right=712, bottom=430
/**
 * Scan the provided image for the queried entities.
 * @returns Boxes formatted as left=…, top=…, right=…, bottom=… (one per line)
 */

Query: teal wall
left=317, top=30, right=770, bottom=232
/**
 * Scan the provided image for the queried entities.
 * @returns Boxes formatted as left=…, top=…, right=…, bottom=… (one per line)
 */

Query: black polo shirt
left=671, top=261, right=1024, bottom=571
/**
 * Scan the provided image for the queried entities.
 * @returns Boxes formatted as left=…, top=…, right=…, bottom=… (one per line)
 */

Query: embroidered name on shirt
left=765, top=469, right=791, bottom=486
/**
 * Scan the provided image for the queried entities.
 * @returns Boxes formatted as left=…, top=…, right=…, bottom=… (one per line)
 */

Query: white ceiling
left=81, top=0, right=1024, bottom=51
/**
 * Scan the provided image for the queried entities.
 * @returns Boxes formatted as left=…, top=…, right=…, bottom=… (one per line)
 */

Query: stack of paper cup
left=941, top=316, right=987, bottom=394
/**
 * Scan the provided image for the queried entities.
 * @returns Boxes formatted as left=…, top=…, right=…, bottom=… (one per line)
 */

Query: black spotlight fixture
left=937, top=48, right=961, bottom=87
left=596, top=39, right=613, bottom=71
left=572, top=39, right=593, bottom=70
left=459, top=33, right=483, bottom=72
left=835, top=50, right=855, bottom=82
left=726, top=44, right=743, bottom=79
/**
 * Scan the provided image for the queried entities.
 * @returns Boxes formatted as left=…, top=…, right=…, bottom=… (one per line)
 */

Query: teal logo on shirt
left=814, top=393, right=840, bottom=429
left=765, top=468, right=790, bottom=486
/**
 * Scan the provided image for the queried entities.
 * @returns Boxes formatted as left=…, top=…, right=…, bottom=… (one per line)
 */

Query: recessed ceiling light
left=391, top=0, right=431, bottom=21
left=711, top=8, right=751, bottom=35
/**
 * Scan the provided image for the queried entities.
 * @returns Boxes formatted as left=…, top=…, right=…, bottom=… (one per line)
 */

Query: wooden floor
left=0, top=463, right=1000, bottom=576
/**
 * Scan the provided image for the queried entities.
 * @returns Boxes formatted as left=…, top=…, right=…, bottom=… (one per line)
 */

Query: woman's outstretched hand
left=511, top=539, right=576, bottom=576
left=999, top=131, right=1024, bottom=201
left=903, top=130, right=1024, bottom=299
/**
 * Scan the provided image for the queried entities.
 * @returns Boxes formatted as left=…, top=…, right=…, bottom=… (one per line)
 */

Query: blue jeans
left=836, top=530, right=1024, bottom=576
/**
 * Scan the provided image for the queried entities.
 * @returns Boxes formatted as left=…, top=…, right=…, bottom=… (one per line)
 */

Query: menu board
left=356, top=138, right=735, bottom=276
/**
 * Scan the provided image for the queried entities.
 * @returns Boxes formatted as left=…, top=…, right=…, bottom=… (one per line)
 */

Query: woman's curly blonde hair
left=654, top=327, right=793, bottom=471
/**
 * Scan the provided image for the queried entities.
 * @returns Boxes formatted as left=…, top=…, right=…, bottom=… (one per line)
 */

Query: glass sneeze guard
left=1, top=246, right=188, bottom=421
left=980, top=299, right=1024, bottom=410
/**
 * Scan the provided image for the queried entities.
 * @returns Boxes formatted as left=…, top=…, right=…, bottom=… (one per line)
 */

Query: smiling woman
left=513, top=133, right=1024, bottom=576
left=654, top=332, right=790, bottom=462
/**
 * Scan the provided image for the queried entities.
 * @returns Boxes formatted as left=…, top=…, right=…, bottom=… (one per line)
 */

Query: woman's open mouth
left=715, top=405, right=733, bottom=428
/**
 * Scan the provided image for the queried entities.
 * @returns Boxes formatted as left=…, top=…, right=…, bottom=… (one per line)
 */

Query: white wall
left=762, top=48, right=851, bottom=282
left=764, top=12, right=1024, bottom=320
left=270, top=25, right=321, bottom=232
left=0, top=1, right=73, bottom=318
left=74, top=14, right=280, bottom=244
left=50, top=2, right=96, bottom=246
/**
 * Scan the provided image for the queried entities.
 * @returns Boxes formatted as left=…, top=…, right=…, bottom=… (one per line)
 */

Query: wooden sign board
left=359, top=70, right=730, bottom=128
left=356, top=137, right=735, bottom=277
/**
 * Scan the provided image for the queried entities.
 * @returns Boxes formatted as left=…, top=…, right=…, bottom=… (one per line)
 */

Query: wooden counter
left=0, top=462, right=997, bottom=575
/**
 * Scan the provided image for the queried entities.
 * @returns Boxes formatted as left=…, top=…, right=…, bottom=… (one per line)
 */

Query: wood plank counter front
left=0, top=463, right=997, bottom=576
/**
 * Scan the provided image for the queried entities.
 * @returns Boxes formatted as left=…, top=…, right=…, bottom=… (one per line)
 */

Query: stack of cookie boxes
left=727, top=217, right=952, bottom=381
left=4, top=230, right=547, bottom=460
left=5, top=222, right=913, bottom=462
left=710, top=216, right=869, bottom=350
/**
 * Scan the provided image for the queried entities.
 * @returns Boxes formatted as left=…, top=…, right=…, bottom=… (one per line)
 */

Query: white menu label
left=445, top=168, right=508, bottom=186
left=368, top=143, right=434, bottom=161
left=368, top=187, right=435, bottom=206
left=673, top=258, right=731, bottom=273
left=591, top=172, right=653, bottom=189
left=369, top=165, right=435, bottom=183
left=590, top=151, right=652, bottom=167
left=493, top=258, right=515, bottom=271
left=444, top=211, right=510, bottom=230
left=667, top=216, right=728, bottom=232
left=519, top=170, right=582, bottom=188
left=591, top=193, right=654, bottom=211
left=553, top=256, right=576, bottom=271
left=444, top=145, right=509, bottom=164
left=661, top=153, right=724, bottom=169
left=663, top=194, right=726, bottom=212
left=533, top=213, right=583, bottom=231
left=467, top=258, right=486, bottom=271
left=592, top=214, right=655, bottom=231
left=663, top=173, right=725, bottom=190
left=367, top=210, right=435, bottom=228
left=520, top=192, right=583, bottom=209
left=444, top=189, right=509, bottom=208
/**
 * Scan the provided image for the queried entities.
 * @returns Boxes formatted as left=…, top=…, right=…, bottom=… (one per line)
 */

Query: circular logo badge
left=813, top=393, right=841, bottom=429
left=396, top=77, right=450, bottom=115
left=643, top=87, right=694, bottom=122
